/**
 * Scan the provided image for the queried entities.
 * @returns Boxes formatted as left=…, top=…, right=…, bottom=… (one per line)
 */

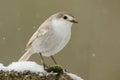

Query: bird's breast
left=40, top=26, right=71, bottom=56
left=32, top=23, right=72, bottom=56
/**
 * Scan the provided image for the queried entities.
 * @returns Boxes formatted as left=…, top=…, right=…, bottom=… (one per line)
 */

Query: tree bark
left=0, top=70, right=74, bottom=80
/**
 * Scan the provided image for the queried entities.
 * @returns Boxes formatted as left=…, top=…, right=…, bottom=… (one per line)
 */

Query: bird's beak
left=70, top=19, right=78, bottom=23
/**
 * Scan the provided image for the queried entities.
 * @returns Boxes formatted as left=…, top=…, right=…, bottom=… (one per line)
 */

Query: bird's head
left=50, top=12, right=78, bottom=27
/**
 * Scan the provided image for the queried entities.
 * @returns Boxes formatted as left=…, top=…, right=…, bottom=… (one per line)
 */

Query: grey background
left=0, top=0, right=120, bottom=80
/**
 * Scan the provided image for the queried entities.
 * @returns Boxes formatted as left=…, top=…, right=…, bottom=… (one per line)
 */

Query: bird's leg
left=39, top=53, right=48, bottom=69
left=50, top=56, right=57, bottom=64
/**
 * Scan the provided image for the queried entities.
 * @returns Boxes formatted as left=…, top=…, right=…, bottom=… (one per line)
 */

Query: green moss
left=45, top=65, right=64, bottom=74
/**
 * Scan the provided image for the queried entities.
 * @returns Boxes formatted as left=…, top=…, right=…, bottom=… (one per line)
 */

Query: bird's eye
left=63, top=16, right=67, bottom=19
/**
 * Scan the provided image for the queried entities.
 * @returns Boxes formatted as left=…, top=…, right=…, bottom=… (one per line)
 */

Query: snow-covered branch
left=0, top=61, right=83, bottom=80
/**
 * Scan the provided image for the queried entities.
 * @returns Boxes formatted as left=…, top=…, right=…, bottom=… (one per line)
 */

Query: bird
left=18, top=12, right=78, bottom=68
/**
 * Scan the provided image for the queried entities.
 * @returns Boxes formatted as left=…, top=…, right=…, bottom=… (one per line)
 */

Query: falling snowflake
left=33, top=26, right=36, bottom=29
left=17, top=27, right=22, bottom=31
left=21, top=50, right=25, bottom=53
left=92, top=53, right=96, bottom=57
left=2, top=37, right=6, bottom=40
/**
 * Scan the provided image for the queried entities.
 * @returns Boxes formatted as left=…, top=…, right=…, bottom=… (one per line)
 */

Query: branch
left=0, top=61, right=83, bottom=80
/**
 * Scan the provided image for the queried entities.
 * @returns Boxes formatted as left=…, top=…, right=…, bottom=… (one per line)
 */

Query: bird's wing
left=25, top=23, right=51, bottom=51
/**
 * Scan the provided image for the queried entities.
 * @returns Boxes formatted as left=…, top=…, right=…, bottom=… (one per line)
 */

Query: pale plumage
left=18, top=12, right=78, bottom=66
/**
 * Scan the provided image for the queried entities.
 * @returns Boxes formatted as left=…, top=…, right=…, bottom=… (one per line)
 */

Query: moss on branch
left=0, top=66, right=73, bottom=80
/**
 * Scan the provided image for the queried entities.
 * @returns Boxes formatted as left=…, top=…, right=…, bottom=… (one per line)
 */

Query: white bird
left=18, top=12, right=78, bottom=67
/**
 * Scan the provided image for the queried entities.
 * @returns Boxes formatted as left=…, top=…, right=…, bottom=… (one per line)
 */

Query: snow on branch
left=0, top=61, right=83, bottom=80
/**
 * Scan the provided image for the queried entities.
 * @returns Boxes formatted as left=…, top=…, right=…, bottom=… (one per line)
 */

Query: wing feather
left=25, top=22, right=51, bottom=51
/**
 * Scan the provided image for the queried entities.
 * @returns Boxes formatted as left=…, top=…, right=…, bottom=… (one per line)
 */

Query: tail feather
left=18, top=49, right=32, bottom=61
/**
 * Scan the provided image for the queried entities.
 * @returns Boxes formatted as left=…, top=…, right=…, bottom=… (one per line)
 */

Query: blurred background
left=0, top=0, right=120, bottom=80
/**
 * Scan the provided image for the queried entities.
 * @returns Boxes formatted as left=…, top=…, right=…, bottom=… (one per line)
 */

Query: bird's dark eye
left=63, top=16, right=67, bottom=19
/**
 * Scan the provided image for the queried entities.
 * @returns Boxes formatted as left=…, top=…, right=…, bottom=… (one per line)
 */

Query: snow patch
left=7, top=61, right=45, bottom=73
left=0, top=63, right=6, bottom=71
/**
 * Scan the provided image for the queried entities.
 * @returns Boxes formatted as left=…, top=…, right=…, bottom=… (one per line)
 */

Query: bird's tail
left=18, top=49, right=32, bottom=61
